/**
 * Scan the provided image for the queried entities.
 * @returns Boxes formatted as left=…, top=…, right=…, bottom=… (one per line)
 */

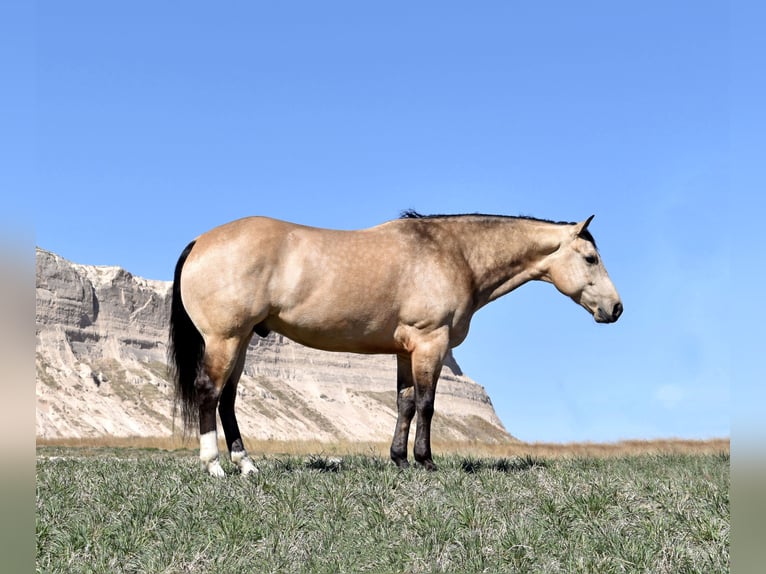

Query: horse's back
left=180, top=217, right=398, bottom=330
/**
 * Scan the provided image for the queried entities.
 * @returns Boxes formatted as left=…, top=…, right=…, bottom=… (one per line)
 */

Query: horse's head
left=542, top=215, right=623, bottom=324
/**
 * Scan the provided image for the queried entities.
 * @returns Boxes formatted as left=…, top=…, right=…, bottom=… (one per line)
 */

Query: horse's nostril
left=613, top=301, right=623, bottom=320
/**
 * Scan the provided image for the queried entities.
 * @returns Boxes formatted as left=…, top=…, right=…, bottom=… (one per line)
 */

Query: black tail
left=168, top=240, right=204, bottom=433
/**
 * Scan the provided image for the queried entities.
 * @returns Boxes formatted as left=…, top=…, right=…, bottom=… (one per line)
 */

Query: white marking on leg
left=231, top=449, right=258, bottom=476
left=239, top=457, right=258, bottom=476
left=199, top=430, right=223, bottom=477
left=206, top=458, right=225, bottom=478
left=200, top=430, right=219, bottom=462
left=230, top=449, right=246, bottom=464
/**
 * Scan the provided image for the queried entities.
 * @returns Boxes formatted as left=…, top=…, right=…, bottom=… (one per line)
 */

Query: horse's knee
left=397, top=387, right=416, bottom=416
left=417, top=399, right=434, bottom=420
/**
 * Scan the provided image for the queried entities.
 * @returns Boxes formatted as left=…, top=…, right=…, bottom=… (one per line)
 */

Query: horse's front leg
left=218, top=348, right=257, bottom=476
left=390, top=354, right=416, bottom=469
left=410, top=333, right=448, bottom=471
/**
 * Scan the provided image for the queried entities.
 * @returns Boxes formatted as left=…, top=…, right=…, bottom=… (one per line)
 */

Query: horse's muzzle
left=596, top=301, right=623, bottom=323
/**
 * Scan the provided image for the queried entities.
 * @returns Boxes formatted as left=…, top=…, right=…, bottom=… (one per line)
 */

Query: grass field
left=36, top=436, right=729, bottom=458
left=36, top=441, right=729, bottom=573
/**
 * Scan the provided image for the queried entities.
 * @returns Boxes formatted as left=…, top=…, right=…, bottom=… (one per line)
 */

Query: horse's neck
left=458, top=219, right=564, bottom=307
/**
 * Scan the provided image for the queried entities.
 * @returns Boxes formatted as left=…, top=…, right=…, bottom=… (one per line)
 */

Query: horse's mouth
left=595, top=302, right=623, bottom=323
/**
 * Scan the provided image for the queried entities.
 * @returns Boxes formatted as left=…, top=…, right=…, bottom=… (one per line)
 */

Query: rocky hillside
left=35, top=248, right=512, bottom=443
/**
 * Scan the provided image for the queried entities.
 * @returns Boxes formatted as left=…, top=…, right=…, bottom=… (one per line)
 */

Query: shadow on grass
left=460, top=453, right=548, bottom=474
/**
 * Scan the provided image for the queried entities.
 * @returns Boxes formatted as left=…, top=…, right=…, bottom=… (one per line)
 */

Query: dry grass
left=433, top=437, right=730, bottom=458
left=36, top=435, right=729, bottom=458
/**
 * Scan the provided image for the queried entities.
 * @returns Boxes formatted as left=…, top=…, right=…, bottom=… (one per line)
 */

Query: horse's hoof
left=420, top=459, right=437, bottom=472
left=393, top=458, right=410, bottom=470
left=239, top=457, right=258, bottom=476
left=206, top=459, right=226, bottom=478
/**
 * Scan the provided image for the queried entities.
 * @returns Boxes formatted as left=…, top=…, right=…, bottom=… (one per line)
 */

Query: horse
left=168, top=211, right=622, bottom=476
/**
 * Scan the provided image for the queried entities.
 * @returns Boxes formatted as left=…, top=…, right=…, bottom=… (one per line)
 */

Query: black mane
left=398, top=210, right=596, bottom=247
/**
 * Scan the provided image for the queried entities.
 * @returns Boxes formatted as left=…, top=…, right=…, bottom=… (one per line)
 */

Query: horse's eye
left=585, top=255, right=598, bottom=265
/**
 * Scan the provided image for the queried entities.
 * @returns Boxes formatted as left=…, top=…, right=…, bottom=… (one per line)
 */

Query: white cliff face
left=35, top=248, right=511, bottom=443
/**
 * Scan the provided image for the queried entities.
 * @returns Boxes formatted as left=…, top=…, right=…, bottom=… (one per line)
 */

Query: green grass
left=36, top=448, right=729, bottom=573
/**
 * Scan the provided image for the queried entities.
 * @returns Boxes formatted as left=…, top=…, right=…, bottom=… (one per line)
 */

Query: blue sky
left=14, top=1, right=754, bottom=443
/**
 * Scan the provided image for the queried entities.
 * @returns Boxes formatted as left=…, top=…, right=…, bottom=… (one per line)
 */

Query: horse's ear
left=573, top=215, right=595, bottom=237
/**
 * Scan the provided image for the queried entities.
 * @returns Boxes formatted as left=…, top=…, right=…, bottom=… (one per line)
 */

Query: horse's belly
left=263, top=316, right=401, bottom=355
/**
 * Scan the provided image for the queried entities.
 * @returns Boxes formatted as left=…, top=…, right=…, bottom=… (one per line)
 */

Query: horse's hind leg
left=198, top=336, right=243, bottom=477
left=390, top=354, right=416, bottom=469
left=218, top=341, right=257, bottom=476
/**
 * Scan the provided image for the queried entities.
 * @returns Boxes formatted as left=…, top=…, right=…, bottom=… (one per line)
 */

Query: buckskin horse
left=169, top=211, right=622, bottom=476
